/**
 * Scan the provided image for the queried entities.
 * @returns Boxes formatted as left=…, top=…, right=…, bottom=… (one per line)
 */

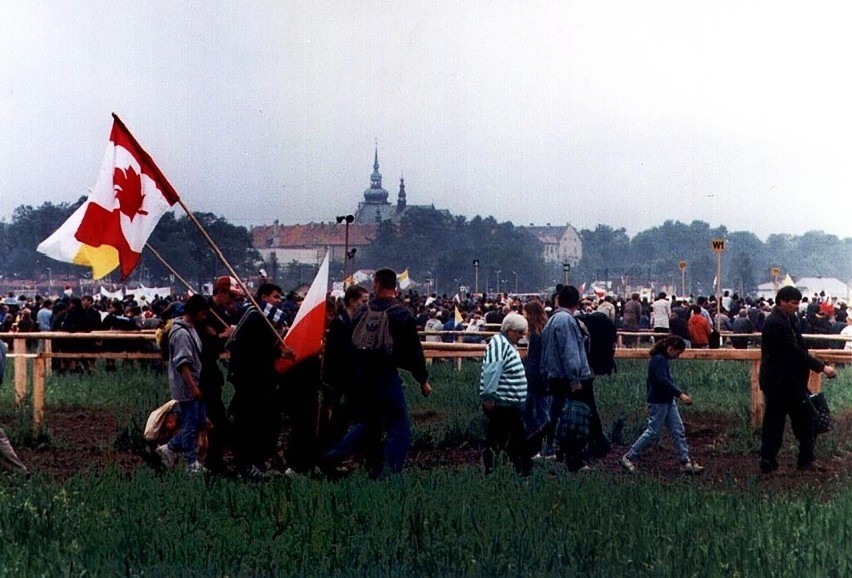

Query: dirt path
left=8, top=407, right=852, bottom=496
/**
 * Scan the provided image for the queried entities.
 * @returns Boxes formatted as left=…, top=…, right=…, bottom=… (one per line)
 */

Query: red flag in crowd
left=277, top=252, right=330, bottom=373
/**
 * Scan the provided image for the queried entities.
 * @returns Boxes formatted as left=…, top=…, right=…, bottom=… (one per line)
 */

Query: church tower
left=355, top=143, right=396, bottom=223
left=362, top=144, right=389, bottom=204
left=397, top=175, right=407, bottom=209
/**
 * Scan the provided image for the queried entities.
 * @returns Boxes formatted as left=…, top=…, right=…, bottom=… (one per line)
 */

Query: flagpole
left=174, top=198, right=290, bottom=350
left=144, top=243, right=228, bottom=327
left=110, top=113, right=288, bottom=351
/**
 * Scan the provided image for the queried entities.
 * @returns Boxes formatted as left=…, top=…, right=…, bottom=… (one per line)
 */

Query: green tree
left=361, top=208, right=545, bottom=295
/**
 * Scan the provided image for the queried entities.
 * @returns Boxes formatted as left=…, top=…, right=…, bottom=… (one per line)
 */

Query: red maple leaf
left=113, top=166, right=148, bottom=221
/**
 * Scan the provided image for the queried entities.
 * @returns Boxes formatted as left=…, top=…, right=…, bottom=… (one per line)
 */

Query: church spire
left=362, top=141, right=389, bottom=205
left=397, top=174, right=407, bottom=209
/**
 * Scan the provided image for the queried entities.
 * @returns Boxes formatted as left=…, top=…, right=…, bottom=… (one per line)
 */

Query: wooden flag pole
left=174, top=199, right=291, bottom=351
left=144, top=242, right=228, bottom=327
left=108, top=114, right=288, bottom=351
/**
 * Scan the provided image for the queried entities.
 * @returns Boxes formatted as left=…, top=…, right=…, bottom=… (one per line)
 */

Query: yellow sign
left=711, top=238, right=725, bottom=253
left=678, top=260, right=687, bottom=270
left=771, top=267, right=780, bottom=277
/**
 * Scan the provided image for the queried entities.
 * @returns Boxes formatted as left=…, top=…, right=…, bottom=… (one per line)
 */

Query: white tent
left=758, top=277, right=851, bottom=302
left=794, top=277, right=850, bottom=301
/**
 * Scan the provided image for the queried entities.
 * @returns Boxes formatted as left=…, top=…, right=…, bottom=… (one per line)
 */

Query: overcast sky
left=2, top=1, right=850, bottom=241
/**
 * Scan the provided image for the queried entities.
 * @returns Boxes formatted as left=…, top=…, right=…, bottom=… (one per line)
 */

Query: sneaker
left=186, top=461, right=207, bottom=474
left=620, top=454, right=637, bottom=474
left=681, top=459, right=704, bottom=474
left=156, top=444, right=177, bottom=468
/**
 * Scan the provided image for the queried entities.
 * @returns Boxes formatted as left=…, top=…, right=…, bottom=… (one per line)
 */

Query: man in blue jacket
left=540, top=285, right=594, bottom=468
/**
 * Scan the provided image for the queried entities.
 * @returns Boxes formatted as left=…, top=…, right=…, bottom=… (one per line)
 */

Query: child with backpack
left=620, top=336, right=704, bottom=474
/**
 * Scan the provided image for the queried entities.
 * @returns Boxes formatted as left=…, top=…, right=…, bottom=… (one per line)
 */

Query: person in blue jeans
left=621, top=336, right=704, bottom=474
left=157, top=294, right=210, bottom=474
left=320, top=268, right=431, bottom=479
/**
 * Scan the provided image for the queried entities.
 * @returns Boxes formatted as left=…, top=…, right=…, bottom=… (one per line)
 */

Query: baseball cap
left=213, top=276, right=245, bottom=297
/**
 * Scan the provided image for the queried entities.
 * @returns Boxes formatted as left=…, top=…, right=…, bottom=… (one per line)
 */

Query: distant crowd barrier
left=2, top=330, right=851, bottom=431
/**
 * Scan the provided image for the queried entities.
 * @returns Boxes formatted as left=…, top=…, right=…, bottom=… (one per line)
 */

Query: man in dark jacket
left=227, top=283, right=290, bottom=479
left=730, top=309, right=755, bottom=349
left=195, top=276, right=242, bottom=473
left=759, top=286, right=836, bottom=473
left=321, top=268, right=431, bottom=479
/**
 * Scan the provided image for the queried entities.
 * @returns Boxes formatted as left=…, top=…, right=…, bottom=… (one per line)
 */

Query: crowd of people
left=0, top=277, right=848, bottom=478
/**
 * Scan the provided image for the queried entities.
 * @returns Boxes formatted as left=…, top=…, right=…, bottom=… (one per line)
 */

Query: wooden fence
left=3, top=331, right=851, bottom=431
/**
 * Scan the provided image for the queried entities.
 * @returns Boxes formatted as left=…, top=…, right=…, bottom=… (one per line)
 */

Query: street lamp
left=336, top=214, right=355, bottom=283
left=562, top=263, right=571, bottom=285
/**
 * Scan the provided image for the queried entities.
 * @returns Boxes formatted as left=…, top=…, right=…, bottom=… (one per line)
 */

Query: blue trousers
left=324, top=374, right=411, bottom=479
left=625, top=401, right=689, bottom=463
left=168, top=399, right=206, bottom=465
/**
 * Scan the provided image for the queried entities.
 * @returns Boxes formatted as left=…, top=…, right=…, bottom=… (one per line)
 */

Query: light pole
left=473, top=259, right=480, bottom=296
left=346, top=248, right=357, bottom=276
left=496, top=269, right=501, bottom=295
left=337, top=214, right=355, bottom=283
left=46, top=267, right=52, bottom=295
left=512, top=271, right=518, bottom=294
left=562, top=263, right=571, bottom=285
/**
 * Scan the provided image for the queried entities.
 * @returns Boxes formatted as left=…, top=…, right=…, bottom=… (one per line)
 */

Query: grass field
left=1, top=358, right=852, bottom=575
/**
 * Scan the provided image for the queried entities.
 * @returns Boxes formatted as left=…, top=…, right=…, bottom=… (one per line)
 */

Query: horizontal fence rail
left=2, top=330, right=851, bottom=430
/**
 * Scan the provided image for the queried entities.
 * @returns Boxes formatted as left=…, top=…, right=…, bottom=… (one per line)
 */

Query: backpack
left=351, top=304, right=399, bottom=355
left=155, top=319, right=174, bottom=361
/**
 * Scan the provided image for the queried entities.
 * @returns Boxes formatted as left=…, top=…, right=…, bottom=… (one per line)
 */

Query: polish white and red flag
left=277, top=252, right=330, bottom=373
left=37, top=114, right=179, bottom=281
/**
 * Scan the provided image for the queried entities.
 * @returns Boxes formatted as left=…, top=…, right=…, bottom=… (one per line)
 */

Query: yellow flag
left=454, top=306, right=463, bottom=325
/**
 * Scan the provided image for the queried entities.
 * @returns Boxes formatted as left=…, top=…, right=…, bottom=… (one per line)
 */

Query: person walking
left=479, top=313, right=530, bottom=475
left=226, top=283, right=291, bottom=479
left=759, top=286, right=837, bottom=474
left=620, top=336, right=704, bottom=474
left=322, top=268, right=432, bottom=479
left=540, top=285, right=594, bottom=470
left=522, top=301, right=551, bottom=454
left=156, top=294, right=210, bottom=473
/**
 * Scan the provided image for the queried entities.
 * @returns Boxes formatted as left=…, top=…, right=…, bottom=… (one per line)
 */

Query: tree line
left=1, top=201, right=850, bottom=296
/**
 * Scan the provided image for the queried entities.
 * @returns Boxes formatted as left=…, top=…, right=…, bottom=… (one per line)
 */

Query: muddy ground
left=8, top=407, right=852, bottom=496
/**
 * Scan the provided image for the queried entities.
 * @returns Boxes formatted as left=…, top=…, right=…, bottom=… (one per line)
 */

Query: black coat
left=759, top=307, right=824, bottom=396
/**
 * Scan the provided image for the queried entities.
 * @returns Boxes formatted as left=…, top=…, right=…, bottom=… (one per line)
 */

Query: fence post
left=13, top=337, right=27, bottom=406
left=455, top=333, right=463, bottom=371
left=43, top=337, right=53, bottom=376
left=33, top=355, right=46, bottom=432
left=750, top=359, right=763, bottom=429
